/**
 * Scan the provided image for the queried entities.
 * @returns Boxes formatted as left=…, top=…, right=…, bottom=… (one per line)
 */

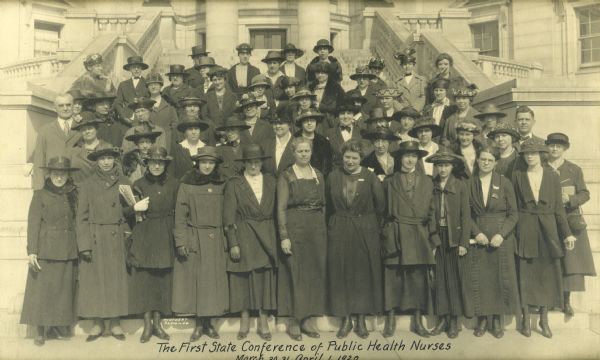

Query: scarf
left=44, top=178, right=78, bottom=214
left=144, top=169, right=169, bottom=186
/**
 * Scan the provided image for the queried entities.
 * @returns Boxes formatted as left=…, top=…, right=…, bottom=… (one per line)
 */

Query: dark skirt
left=128, top=267, right=173, bottom=314
left=466, top=242, right=521, bottom=316
left=384, top=264, right=433, bottom=313
left=20, top=260, right=77, bottom=326
left=434, top=227, right=472, bottom=317
left=518, top=234, right=564, bottom=309
left=277, top=208, right=327, bottom=320
left=562, top=227, right=596, bottom=292
left=229, top=267, right=277, bottom=313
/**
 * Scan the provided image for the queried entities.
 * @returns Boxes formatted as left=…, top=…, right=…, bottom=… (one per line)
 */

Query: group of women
left=20, top=47, right=595, bottom=347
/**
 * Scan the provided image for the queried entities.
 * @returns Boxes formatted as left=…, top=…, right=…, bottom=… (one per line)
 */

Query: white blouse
left=527, top=166, right=544, bottom=203
left=244, top=173, right=263, bottom=204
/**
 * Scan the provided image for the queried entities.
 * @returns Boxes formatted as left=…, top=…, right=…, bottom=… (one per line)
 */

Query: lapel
left=487, top=172, right=502, bottom=210
left=230, top=65, right=238, bottom=86
left=240, top=176, right=261, bottom=208
left=278, top=138, right=295, bottom=173
left=52, top=120, right=67, bottom=140
left=153, top=97, right=169, bottom=113
left=537, top=168, right=551, bottom=206
left=246, top=64, right=255, bottom=86
left=517, top=170, right=536, bottom=204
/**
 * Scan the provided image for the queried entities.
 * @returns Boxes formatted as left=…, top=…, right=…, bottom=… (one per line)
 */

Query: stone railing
left=395, top=12, right=441, bottom=34
left=96, top=14, right=139, bottom=33
left=474, top=55, right=544, bottom=83
left=0, top=56, right=69, bottom=80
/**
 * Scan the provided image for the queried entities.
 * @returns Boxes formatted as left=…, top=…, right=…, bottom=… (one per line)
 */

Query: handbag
left=567, top=212, right=587, bottom=231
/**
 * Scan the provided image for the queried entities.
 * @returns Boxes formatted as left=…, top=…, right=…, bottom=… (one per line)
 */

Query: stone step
left=2, top=311, right=592, bottom=338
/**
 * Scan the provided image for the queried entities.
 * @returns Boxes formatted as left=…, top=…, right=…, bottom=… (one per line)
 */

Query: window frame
left=470, top=20, right=500, bottom=57
left=249, top=29, right=287, bottom=50
left=576, top=5, right=600, bottom=68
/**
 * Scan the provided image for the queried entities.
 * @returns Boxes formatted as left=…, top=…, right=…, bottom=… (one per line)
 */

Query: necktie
left=63, top=120, right=70, bottom=135
left=521, top=135, right=530, bottom=142
left=340, top=126, right=351, bottom=133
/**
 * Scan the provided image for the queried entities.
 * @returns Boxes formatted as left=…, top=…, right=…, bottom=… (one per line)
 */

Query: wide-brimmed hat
left=295, top=110, right=325, bottom=127
left=83, top=53, right=103, bottom=68
left=143, top=146, right=173, bottom=163
left=394, top=48, right=417, bottom=65
left=71, top=111, right=104, bottom=131
left=123, top=55, right=149, bottom=71
left=363, top=127, right=399, bottom=141
left=235, top=94, right=266, bottom=113
left=335, top=100, right=360, bottom=116
left=248, top=74, right=271, bottom=90
left=313, top=39, right=334, bottom=53
left=176, top=119, right=210, bottom=132
left=376, top=87, right=402, bottom=98
left=430, top=78, right=450, bottom=90
left=519, top=138, right=549, bottom=154
left=408, top=117, right=442, bottom=138
left=270, top=110, right=293, bottom=124
left=236, top=43, right=253, bottom=54
left=82, top=91, right=116, bottom=108
left=196, top=56, right=216, bottom=69
left=166, top=64, right=188, bottom=77
left=425, top=147, right=463, bottom=164
left=178, top=97, right=206, bottom=108
left=282, top=43, right=304, bottom=58
left=487, top=122, right=520, bottom=141
left=474, top=103, right=506, bottom=119
left=236, top=143, right=271, bottom=162
left=392, top=106, right=420, bottom=121
left=216, top=116, right=251, bottom=132
left=345, top=92, right=367, bottom=106
left=291, top=88, right=316, bottom=101
left=190, top=45, right=209, bottom=58
left=456, top=120, right=481, bottom=134
left=208, top=66, right=228, bottom=79
left=87, top=143, right=122, bottom=161
left=453, top=83, right=478, bottom=98
left=125, top=126, right=162, bottom=142
left=350, top=65, right=377, bottom=81
left=191, top=146, right=222, bottom=163
left=391, top=140, right=428, bottom=159
left=545, top=132, right=570, bottom=149
left=261, top=50, right=285, bottom=64
left=365, top=107, right=392, bottom=124
left=40, top=156, right=79, bottom=171
left=368, top=57, right=385, bottom=70
left=128, top=97, right=156, bottom=111
left=280, top=76, right=301, bottom=89
left=145, top=72, right=164, bottom=85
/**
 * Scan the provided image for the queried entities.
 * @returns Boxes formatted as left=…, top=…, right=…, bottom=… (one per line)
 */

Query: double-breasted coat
left=394, top=73, right=427, bottom=112
left=76, top=167, right=133, bottom=318
left=326, top=168, right=384, bottom=315
left=114, top=77, right=151, bottom=121
left=20, top=179, right=78, bottom=326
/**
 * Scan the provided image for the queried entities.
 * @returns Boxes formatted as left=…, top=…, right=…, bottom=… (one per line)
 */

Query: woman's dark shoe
left=539, top=307, right=553, bottom=338
left=111, top=333, right=126, bottom=341
left=447, top=316, right=459, bottom=339
left=140, top=312, right=153, bottom=343
left=491, top=316, right=504, bottom=339
left=355, top=315, right=369, bottom=339
left=34, top=326, right=45, bottom=346
left=336, top=316, right=353, bottom=339
left=152, top=311, right=170, bottom=340
left=300, top=318, right=320, bottom=338
left=203, top=320, right=219, bottom=339
left=412, top=311, right=430, bottom=338
left=564, top=292, right=575, bottom=317
left=86, top=333, right=102, bottom=342
left=86, top=322, right=104, bottom=342
left=382, top=310, right=396, bottom=338
left=430, top=316, right=448, bottom=336
left=288, top=318, right=302, bottom=341
left=473, top=316, right=487, bottom=337
left=190, top=319, right=203, bottom=342
left=520, top=313, right=531, bottom=337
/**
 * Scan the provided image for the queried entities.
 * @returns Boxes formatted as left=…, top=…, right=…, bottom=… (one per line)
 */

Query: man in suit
left=227, top=43, right=260, bottom=97
left=185, top=45, right=210, bottom=90
left=202, top=66, right=239, bottom=130
left=33, top=93, right=82, bottom=190
left=263, top=113, right=295, bottom=177
left=281, top=43, right=306, bottom=86
left=325, top=100, right=363, bottom=169
left=393, top=48, right=427, bottom=112
left=237, top=94, right=275, bottom=146
left=306, top=39, right=343, bottom=84
left=516, top=105, right=543, bottom=145
left=114, top=56, right=150, bottom=124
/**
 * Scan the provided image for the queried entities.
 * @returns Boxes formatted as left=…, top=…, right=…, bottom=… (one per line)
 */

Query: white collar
left=276, top=132, right=291, bottom=145
left=180, top=139, right=205, bottom=150
left=292, top=164, right=318, bottom=182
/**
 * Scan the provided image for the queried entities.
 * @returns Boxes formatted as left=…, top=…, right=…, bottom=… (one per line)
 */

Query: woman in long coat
left=77, top=144, right=135, bottom=341
left=21, top=157, right=79, bottom=346
left=172, top=146, right=229, bottom=341
left=128, top=146, right=179, bottom=343
left=381, top=141, right=439, bottom=338
left=327, top=140, right=384, bottom=339
left=361, top=127, right=399, bottom=181
left=277, top=137, right=327, bottom=341
left=427, top=148, right=472, bottom=339
left=224, top=144, right=278, bottom=341
left=512, top=138, right=576, bottom=338
left=467, top=145, right=520, bottom=339
left=545, top=133, right=596, bottom=317
left=170, top=119, right=211, bottom=179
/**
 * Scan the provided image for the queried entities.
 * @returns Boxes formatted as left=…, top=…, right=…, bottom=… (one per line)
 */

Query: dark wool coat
left=162, top=83, right=203, bottom=118
left=441, top=107, right=482, bottom=145
left=96, top=112, right=130, bottom=150
left=69, top=139, right=114, bottom=187
left=425, top=69, right=467, bottom=105
left=382, top=170, right=440, bottom=265
left=512, top=167, right=572, bottom=259
left=27, top=179, right=78, bottom=260
left=326, top=168, right=385, bottom=315
left=324, top=125, right=363, bottom=169
left=433, top=174, right=471, bottom=249
left=200, top=89, right=238, bottom=129
left=345, top=87, right=380, bottom=121
left=394, top=73, right=427, bottom=112
left=170, top=142, right=200, bottom=180
left=281, top=63, right=307, bottom=85
left=217, top=143, right=244, bottom=179
left=223, top=175, right=278, bottom=273
left=227, top=63, right=261, bottom=96
left=239, top=119, right=275, bottom=146
left=554, top=160, right=596, bottom=276
left=361, top=151, right=395, bottom=178
left=293, top=131, right=333, bottom=176
left=185, top=66, right=209, bottom=93
left=114, top=77, right=151, bottom=120
left=495, top=148, right=518, bottom=180
left=150, top=98, right=179, bottom=153
left=306, top=56, right=343, bottom=83
left=309, top=80, right=346, bottom=133
left=33, top=120, right=82, bottom=190
left=129, top=172, right=179, bottom=268
left=262, top=135, right=295, bottom=177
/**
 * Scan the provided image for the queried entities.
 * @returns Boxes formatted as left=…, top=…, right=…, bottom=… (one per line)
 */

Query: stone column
left=297, top=0, right=331, bottom=53
left=205, top=0, right=238, bottom=53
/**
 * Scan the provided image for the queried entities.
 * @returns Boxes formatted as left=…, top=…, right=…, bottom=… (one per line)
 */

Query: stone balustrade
left=395, top=12, right=441, bottom=33
left=474, top=55, right=544, bottom=83
left=0, top=56, right=69, bottom=80
left=96, top=14, right=139, bottom=33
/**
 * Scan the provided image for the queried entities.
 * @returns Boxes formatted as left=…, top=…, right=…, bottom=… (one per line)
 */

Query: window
left=34, top=21, right=61, bottom=57
left=197, top=32, right=206, bottom=49
left=470, top=21, right=499, bottom=57
left=250, top=29, right=287, bottom=49
left=578, top=6, right=600, bottom=65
